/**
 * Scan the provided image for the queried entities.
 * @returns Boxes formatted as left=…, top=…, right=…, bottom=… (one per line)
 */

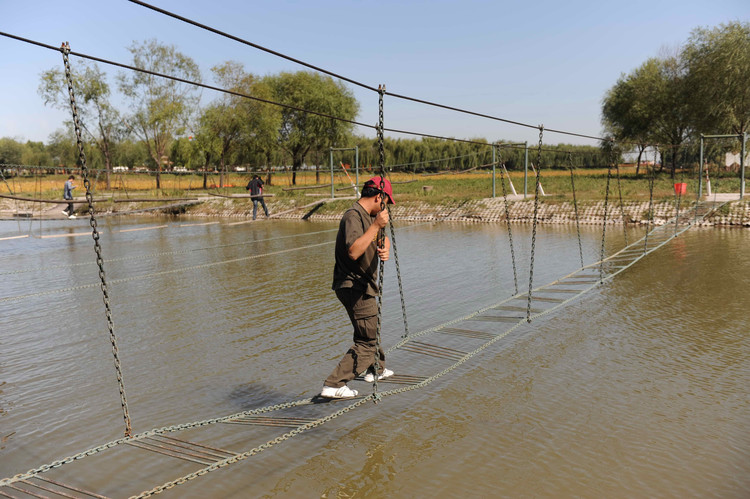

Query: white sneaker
left=61, top=210, right=68, bottom=216
left=320, top=385, right=358, bottom=399
left=68, top=215, right=77, bottom=219
left=363, top=368, right=394, bottom=383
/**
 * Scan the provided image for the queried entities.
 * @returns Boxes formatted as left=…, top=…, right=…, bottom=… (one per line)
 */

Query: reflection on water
left=0, top=219, right=748, bottom=497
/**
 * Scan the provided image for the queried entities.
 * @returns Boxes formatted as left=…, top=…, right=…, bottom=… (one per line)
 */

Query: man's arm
left=348, top=210, right=389, bottom=261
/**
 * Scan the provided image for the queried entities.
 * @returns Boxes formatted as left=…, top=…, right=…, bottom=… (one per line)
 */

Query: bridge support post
left=492, top=144, right=497, bottom=198
left=741, top=132, right=746, bottom=199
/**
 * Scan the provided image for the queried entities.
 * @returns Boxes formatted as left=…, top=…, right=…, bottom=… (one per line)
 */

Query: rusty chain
left=61, top=42, right=132, bottom=437
left=644, top=147, right=657, bottom=252
left=497, top=146, right=518, bottom=294
left=373, top=84, right=387, bottom=400
left=526, top=125, right=544, bottom=323
left=599, top=144, right=614, bottom=283
left=615, top=162, right=628, bottom=245
left=567, top=152, right=584, bottom=268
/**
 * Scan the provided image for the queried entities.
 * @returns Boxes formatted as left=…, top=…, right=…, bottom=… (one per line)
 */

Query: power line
left=0, top=31, right=676, bottom=153
left=127, top=0, right=610, bottom=142
left=127, top=0, right=380, bottom=93
left=0, top=31, right=374, bottom=132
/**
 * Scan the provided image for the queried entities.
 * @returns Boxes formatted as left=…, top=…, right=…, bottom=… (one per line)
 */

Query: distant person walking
left=62, top=175, right=76, bottom=219
left=246, top=174, right=269, bottom=220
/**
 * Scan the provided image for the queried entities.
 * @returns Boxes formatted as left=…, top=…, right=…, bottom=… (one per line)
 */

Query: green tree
left=195, top=61, right=279, bottom=187
left=264, top=71, right=359, bottom=185
left=602, top=59, right=663, bottom=174
left=21, top=141, right=52, bottom=168
left=46, top=129, right=79, bottom=168
left=0, top=138, right=24, bottom=166
left=684, top=21, right=750, bottom=136
left=117, top=39, right=201, bottom=189
left=39, top=61, right=124, bottom=188
left=652, top=55, right=692, bottom=178
left=603, top=55, right=690, bottom=178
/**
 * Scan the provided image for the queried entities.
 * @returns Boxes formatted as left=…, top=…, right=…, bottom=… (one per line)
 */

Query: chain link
left=644, top=147, right=657, bottom=253
left=387, top=217, right=410, bottom=338
left=599, top=144, right=614, bottom=283
left=132, top=396, right=373, bottom=498
left=615, top=162, right=628, bottom=245
left=61, top=42, right=132, bottom=437
left=526, top=126, right=544, bottom=323
left=373, top=84, right=387, bottom=399
left=497, top=146, right=518, bottom=294
left=567, top=152, right=584, bottom=268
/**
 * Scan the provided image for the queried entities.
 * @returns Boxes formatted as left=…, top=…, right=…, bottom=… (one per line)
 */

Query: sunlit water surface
left=1, top=217, right=748, bottom=498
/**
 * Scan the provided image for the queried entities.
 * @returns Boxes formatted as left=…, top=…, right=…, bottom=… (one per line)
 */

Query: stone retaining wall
left=288, top=198, right=750, bottom=227
left=2, top=197, right=749, bottom=227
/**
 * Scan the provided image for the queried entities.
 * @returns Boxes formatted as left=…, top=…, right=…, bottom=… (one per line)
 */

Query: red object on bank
left=674, top=183, right=687, bottom=195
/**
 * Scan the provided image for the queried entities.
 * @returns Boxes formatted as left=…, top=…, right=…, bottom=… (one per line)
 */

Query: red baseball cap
left=365, top=176, right=395, bottom=204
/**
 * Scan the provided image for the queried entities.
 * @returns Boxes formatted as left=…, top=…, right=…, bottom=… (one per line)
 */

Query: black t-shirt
left=332, top=201, right=379, bottom=296
left=246, top=177, right=264, bottom=196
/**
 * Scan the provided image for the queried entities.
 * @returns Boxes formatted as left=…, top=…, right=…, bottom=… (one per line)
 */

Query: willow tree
left=684, top=21, right=750, bottom=137
left=117, top=39, right=201, bottom=189
left=602, top=59, right=662, bottom=175
left=38, top=61, right=122, bottom=188
left=602, top=55, right=691, bottom=177
left=198, top=62, right=279, bottom=187
left=264, top=71, right=359, bottom=185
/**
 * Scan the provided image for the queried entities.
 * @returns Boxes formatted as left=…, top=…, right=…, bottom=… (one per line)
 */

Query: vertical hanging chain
left=567, top=152, right=584, bottom=268
left=61, top=43, right=133, bottom=437
left=599, top=144, right=614, bottom=283
left=615, top=162, right=628, bottom=245
left=387, top=219, right=410, bottom=339
left=644, top=147, right=657, bottom=253
left=498, top=146, right=519, bottom=294
left=526, top=126, right=543, bottom=323
left=373, top=84, right=386, bottom=400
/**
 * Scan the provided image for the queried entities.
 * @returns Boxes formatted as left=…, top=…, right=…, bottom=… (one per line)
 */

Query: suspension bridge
left=0, top=191, right=727, bottom=498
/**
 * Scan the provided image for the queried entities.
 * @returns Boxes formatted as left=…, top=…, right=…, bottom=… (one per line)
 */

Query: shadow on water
left=226, top=382, right=296, bottom=410
left=226, top=381, right=365, bottom=408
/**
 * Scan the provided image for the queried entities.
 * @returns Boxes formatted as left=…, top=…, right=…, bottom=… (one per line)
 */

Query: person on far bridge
left=246, top=174, right=269, bottom=220
left=62, top=175, right=76, bottom=219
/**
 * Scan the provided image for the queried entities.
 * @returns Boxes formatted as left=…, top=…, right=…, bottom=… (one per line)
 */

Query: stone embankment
left=2, top=196, right=749, bottom=226
left=189, top=197, right=750, bottom=227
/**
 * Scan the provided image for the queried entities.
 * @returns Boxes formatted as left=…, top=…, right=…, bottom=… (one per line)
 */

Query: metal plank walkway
left=0, top=199, right=725, bottom=498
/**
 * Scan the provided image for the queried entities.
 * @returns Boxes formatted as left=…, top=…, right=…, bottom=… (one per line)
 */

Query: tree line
left=602, top=21, right=750, bottom=177
left=2, top=38, right=608, bottom=190
left=3, top=22, right=745, bottom=188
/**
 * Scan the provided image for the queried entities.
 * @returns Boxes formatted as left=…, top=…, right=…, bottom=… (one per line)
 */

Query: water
left=1, top=217, right=748, bottom=498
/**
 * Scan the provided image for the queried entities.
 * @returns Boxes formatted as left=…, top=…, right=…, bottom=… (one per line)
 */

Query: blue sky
left=1, top=0, right=747, bottom=147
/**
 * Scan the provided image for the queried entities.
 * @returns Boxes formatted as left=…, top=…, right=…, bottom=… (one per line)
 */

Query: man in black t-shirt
left=246, top=174, right=269, bottom=220
left=321, top=177, right=395, bottom=399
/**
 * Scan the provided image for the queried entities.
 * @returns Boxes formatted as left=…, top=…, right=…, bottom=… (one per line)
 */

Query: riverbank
left=5, top=194, right=747, bottom=227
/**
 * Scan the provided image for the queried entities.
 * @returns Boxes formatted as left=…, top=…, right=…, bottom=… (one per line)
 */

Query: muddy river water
left=1, top=217, right=748, bottom=498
